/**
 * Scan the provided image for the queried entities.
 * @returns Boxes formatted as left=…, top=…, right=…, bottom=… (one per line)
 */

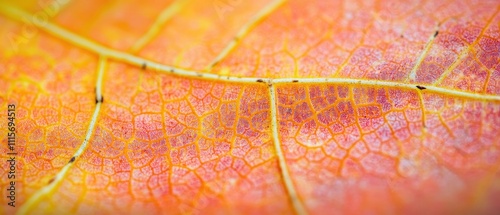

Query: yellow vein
left=205, top=0, right=286, bottom=70
left=331, top=20, right=374, bottom=77
left=42, top=0, right=73, bottom=16
left=269, top=84, right=308, bottom=215
left=405, top=25, right=439, bottom=82
left=272, top=78, right=500, bottom=101
left=433, top=6, right=500, bottom=85
left=416, top=90, right=428, bottom=132
left=17, top=56, right=106, bottom=215
left=1, top=4, right=499, bottom=103
left=128, top=0, right=188, bottom=53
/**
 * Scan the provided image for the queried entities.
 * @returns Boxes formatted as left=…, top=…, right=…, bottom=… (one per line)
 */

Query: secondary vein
left=17, top=56, right=106, bottom=215
left=205, top=0, right=286, bottom=70
left=269, top=84, right=308, bottom=215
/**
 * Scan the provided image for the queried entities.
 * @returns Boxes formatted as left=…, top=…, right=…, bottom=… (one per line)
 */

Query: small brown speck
left=95, top=96, right=104, bottom=104
left=416, top=85, right=426, bottom=90
left=95, top=96, right=103, bottom=104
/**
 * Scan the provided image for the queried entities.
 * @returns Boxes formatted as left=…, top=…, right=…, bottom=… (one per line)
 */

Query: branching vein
left=128, top=0, right=189, bottom=53
left=205, top=0, right=286, bottom=70
left=17, top=56, right=107, bottom=215
left=269, top=84, right=308, bottom=215
left=1, top=4, right=498, bottom=102
left=405, top=25, right=439, bottom=82
left=433, top=6, right=500, bottom=85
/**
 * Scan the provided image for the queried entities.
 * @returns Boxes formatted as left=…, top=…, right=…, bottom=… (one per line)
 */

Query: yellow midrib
left=1, top=3, right=498, bottom=102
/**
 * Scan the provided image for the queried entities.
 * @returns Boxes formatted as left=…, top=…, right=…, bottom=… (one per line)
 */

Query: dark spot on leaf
left=416, top=85, right=426, bottom=90
left=96, top=96, right=104, bottom=104
left=257, top=79, right=264, bottom=83
left=141, top=63, right=147, bottom=70
left=48, top=178, right=55, bottom=184
left=433, top=30, right=439, bottom=38
left=69, top=156, right=75, bottom=163
left=292, top=80, right=299, bottom=83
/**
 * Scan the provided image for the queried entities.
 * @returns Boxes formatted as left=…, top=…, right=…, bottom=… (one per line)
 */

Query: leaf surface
left=1, top=0, right=500, bottom=214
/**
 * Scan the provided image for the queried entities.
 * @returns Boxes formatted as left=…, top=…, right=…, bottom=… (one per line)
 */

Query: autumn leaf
left=1, top=0, right=500, bottom=214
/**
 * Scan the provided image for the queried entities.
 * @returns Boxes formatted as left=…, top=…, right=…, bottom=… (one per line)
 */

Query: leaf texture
left=1, top=0, right=500, bottom=214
